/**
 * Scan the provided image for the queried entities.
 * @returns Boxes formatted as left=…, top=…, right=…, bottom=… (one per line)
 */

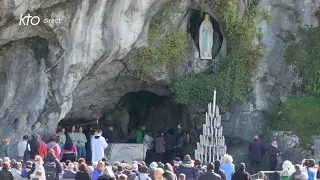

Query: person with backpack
left=47, top=135, right=61, bottom=160
left=17, top=135, right=31, bottom=162
left=44, top=150, right=62, bottom=180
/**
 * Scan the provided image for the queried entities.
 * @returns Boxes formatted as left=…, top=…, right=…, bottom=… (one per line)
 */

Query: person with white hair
left=30, top=155, right=46, bottom=180
left=63, top=163, right=76, bottom=179
left=281, top=160, right=295, bottom=180
left=221, top=154, right=235, bottom=180
left=154, top=168, right=165, bottom=180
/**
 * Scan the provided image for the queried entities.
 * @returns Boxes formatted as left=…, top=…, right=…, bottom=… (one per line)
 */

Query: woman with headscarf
left=61, top=133, right=78, bottom=162
left=214, top=160, right=226, bottom=180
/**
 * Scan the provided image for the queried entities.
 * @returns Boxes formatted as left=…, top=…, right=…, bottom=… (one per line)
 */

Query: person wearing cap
left=231, top=163, right=251, bottom=180
left=0, top=138, right=10, bottom=159
left=248, top=135, right=266, bottom=173
left=0, top=162, right=14, bottom=180
left=198, top=163, right=221, bottom=180
left=123, top=164, right=137, bottom=180
left=63, top=163, right=77, bottom=179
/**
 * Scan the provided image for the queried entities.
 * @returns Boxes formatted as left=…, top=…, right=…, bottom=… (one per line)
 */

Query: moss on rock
left=271, top=97, right=320, bottom=145
left=284, top=27, right=320, bottom=95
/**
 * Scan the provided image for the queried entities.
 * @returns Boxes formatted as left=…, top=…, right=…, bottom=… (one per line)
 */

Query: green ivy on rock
left=271, top=97, right=320, bottom=145
left=172, top=0, right=264, bottom=105
left=138, top=6, right=189, bottom=77
left=284, top=27, right=320, bottom=96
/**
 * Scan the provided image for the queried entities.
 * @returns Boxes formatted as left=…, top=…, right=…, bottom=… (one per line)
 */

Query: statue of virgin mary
left=199, top=14, right=213, bottom=59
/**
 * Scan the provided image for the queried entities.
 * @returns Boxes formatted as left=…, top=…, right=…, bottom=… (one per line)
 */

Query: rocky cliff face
left=0, top=0, right=319, bottom=161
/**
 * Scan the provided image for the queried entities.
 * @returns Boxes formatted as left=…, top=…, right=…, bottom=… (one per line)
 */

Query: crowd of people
left=0, top=149, right=320, bottom=180
left=0, top=126, right=320, bottom=180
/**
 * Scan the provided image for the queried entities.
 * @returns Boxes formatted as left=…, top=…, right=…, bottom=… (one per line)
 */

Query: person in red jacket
left=38, top=136, right=48, bottom=158
left=47, top=135, right=61, bottom=160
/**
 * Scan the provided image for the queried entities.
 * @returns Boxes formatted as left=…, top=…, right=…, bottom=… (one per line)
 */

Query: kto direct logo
left=19, top=14, right=62, bottom=25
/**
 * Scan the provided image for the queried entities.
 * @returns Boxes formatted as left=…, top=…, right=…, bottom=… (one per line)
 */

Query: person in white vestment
left=91, top=129, right=108, bottom=162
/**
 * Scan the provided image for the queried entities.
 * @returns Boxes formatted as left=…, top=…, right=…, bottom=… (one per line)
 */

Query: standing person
left=58, top=128, right=66, bottom=149
left=77, top=127, right=88, bottom=159
left=69, top=126, right=79, bottom=146
left=165, top=128, right=176, bottom=163
left=29, top=134, right=40, bottom=160
left=38, top=136, right=48, bottom=159
left=61, top=134, right=78, bottom=162
left=85, top=125, right=94, bottom=164
left=47, top=135, right=61, bottom=160
left=155, top=130, right=166, bottom=163
left=0, top=138, right=10, bottom=159
left=102, top=125, right=114, bottom=143
left=214, top=160, right=226, bottom=180
left=136, top=125, right=146, bottom=143
left=91, top=129, right=108, bottom=162
left=267, top=140, right=280, bottom=171
left=198, top=163, right=221, bottom=180
left=221, top=154, right=235, bottom=180
left=17, top=135, right=31, bottom=162
left=178, top=155, right=197, bottom=180
left=143, top=130, right=154, bottom=164
left=174, top=130, right=189, bottom=160
left=231, top=163, right=251, bottom=180
left=248, top=135, right=265, bottom=173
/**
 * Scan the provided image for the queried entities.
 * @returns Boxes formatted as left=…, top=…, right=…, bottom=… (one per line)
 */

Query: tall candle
left=209, top=145, right=212, bottom=163
left=203, top=124, right=206, bottom=136
left=213, top=90, right=216, bottom=115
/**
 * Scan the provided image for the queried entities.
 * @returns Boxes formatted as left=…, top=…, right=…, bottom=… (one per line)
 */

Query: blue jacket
left=221, top=163, right=235, bottom=180
left=92, top=168, right=102, bottom=180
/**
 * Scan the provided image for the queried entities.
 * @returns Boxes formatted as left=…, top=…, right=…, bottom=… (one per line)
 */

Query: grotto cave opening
left=188, top=9, right=223, bottom=58
left=58, top=90, right=185, bottom=143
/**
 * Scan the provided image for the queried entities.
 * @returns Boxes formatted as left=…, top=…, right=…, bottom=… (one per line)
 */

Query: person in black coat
left=29, top=134, right=40, bottom=160
left=267, top=140, right=280, bottom=171
left=231, top=163, right=251, bottom=180
left=248, top=135, right=266, bottom=173
left=0, top=162, right=14, bottom=180
left=84, top=125, right=93, bottom=164
left=198, top=163, right=221, bottom=180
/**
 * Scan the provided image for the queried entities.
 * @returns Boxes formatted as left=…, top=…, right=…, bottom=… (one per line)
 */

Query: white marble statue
left=199, top=14, right=213, bottom=59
